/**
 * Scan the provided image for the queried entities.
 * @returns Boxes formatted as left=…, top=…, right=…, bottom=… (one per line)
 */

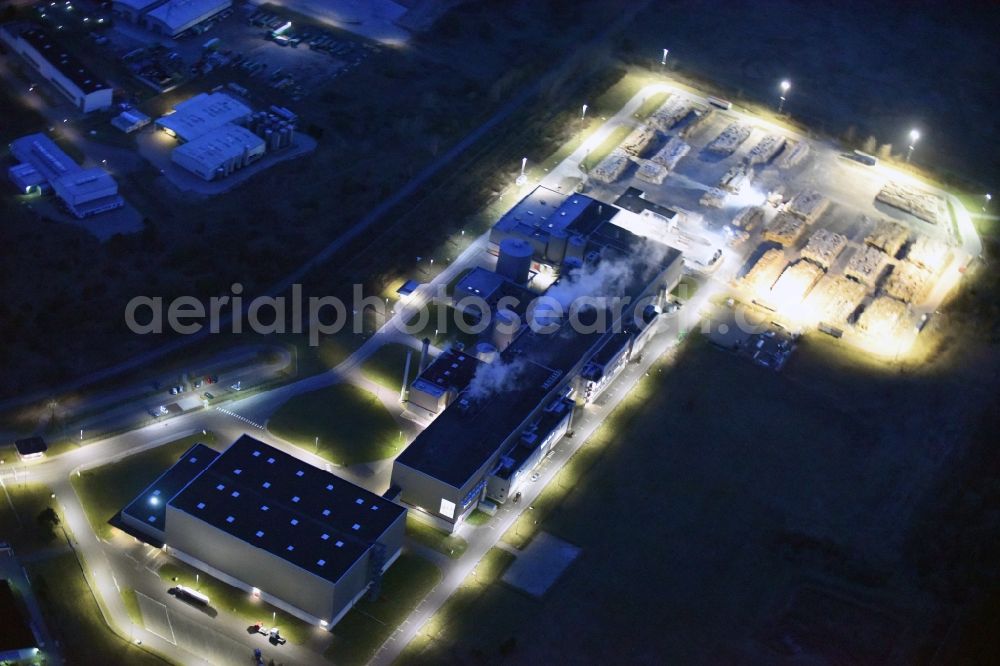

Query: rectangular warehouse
left=0, top=26, right=112, bottom=112
left=156, top=92, right=252, bottom=142
left=144, top=0, right=232, bottom=37
left=121, top=436, right=406, bottom=627
left=171, top=125, right=266, bottom=181
left=8, top=133, right=123, bottom=217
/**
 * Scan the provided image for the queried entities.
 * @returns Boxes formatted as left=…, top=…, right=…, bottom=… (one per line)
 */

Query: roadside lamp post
left=778, top=80, right=790, bottom=113
left=906, top=128, right=920, bottom=162
left=581, top=103, right=588, bottom=121
left=661, top=48, right=668, bottom=66
left=516, top=157, right=528, bottom=185
left=984, top=193, right=992, bottom=211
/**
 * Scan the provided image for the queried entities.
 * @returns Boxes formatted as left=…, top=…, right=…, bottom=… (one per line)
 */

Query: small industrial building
left=393, top=185, right=684, bottom=531
left=156, top=92, right=252, bottom=143
left=120, top=436, right=406, bottom=627
left=14, top=436, right=48, bottom=460
left=0, top=26, right=112, bottom=112
left=0, top=580, right=38, bottom=663
left=113, top=0, right=231, bottom=37
left=171, top=124, right=266, bottom=181
left=51, top=168, right=126, bottom=218
left=7, top=133, right=123, bottom=218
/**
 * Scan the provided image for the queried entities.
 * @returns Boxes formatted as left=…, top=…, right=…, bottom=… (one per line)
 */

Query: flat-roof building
left=51, top=167, right=125, bottom=218
left=394, top=188, right=684, bottom=531
left=120, top=436, right=406, bottom=626
left=8, top=133, right=123, bottom=217
left=156, top=92, right=251, bottom=143
left=171, top=124, right=266, bottom=181
left=0, top=26, right=112, bottom=112
left=146, top=0, right=231, bottom=37
left=408, top=348, right=483, bottom=416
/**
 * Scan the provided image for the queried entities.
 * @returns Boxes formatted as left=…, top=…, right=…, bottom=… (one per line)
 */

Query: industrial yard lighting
left=906, top=128, right=920, bottom=162
left=516, top=157, right=528, bottom=185
left=581, top=103, right=588, bottom=121
left=984, top=193, right=991, bottom=211
left=778, top=80, right=791, bottom=113
left=661, top=48, right=669, bottom=66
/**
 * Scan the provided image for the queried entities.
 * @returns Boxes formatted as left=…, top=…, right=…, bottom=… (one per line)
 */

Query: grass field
left=72, top=433, right=218, bottom=540
left=400, top=547, right=516, bottom=662
left=156, top=558, right=313, bottom=645
left=398, top=332, right=995, bottom=663
left=325, top=552, right=441, bottom=665
left=406, top=516, right=468, bottom=559
left=0, top=482, right=62, bottom=553
left=581, top=124, right=633, bottom=171
left=267, top=383, right=402, bottom=465
left=633, top=90, right=670, bottom=120
left=27, top=552, right=167, bottom=666
left=361, top=343, right=415, bottom=392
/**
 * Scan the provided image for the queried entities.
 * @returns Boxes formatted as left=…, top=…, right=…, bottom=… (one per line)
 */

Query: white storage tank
left=546, top=227, right=569, bottom=264
left=492, top=308, right=519, bottom=351
left=474, top=341, right=498, bottom=364
left=496, top=238, right=533, bottom=284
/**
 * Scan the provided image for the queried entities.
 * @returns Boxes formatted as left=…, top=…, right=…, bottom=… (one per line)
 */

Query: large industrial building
left=7, top=133, right=124, bottom=218
left=392, top=186, right=684, bottom=531
left=156, top=92, right=252, bottom=143
left=120, top=435, right=406, bottom=626
left=171, top=124, right=266, bottom=181
left=0, top=25, right=112, bottom=112
left=155, top=93, right=297, bottom=180
left=112, top=0, right=231, bottom=37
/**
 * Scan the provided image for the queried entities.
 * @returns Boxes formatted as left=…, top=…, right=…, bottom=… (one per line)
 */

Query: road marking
left=215, top=407, right=265, bottom=430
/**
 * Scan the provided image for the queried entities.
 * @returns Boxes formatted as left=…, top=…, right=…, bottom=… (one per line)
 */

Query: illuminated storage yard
left=120, top=435, right=405, bottom=627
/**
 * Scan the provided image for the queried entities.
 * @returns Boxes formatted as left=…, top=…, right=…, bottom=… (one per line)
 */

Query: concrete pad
left=502, top=532, right=580, bottom=598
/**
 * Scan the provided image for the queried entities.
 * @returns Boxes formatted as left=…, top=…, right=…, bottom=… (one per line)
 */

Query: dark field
left=400, top=312, right=1000, bottom=663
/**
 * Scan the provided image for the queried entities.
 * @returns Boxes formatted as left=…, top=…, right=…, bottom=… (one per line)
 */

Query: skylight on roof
left=326, top=484, right=334, bottom=491
left=266, top=457, right=275, bottom=464
left=371, top=505, right=379, bottom=511
left=296, top=470, right=304, bottom=477
left=197, top=502, right=206, bottom=509
left=290, top=518, right=299, bottom=526
left=335, top=540, right=344, bottom=548
left=261, top=505, right=269, bottom=511
left=255, top=530, right=264, bottom=537
left=322, top=509, right=331, bottom=516
left=262, top=481, right=271, bottom=489
left=231, top=491, right=240, bottom=498
left=352, top=523, right=360, bottom=531
left=252, top=450, right=261, bottom=457
left=355, top=498, right=364, bottom=505
left=216, top=483, right=225, bottom=491
left=226, top=516, right=235, bottom=523
left=320, top=533, right=329, bottom=541
left=234, top=468, right=242, bottom=475
left=317, top=559, right=326, bottom=566
left=286, top=545, right=294, bottom=551
left=291, top=496, right=300, bottom=503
